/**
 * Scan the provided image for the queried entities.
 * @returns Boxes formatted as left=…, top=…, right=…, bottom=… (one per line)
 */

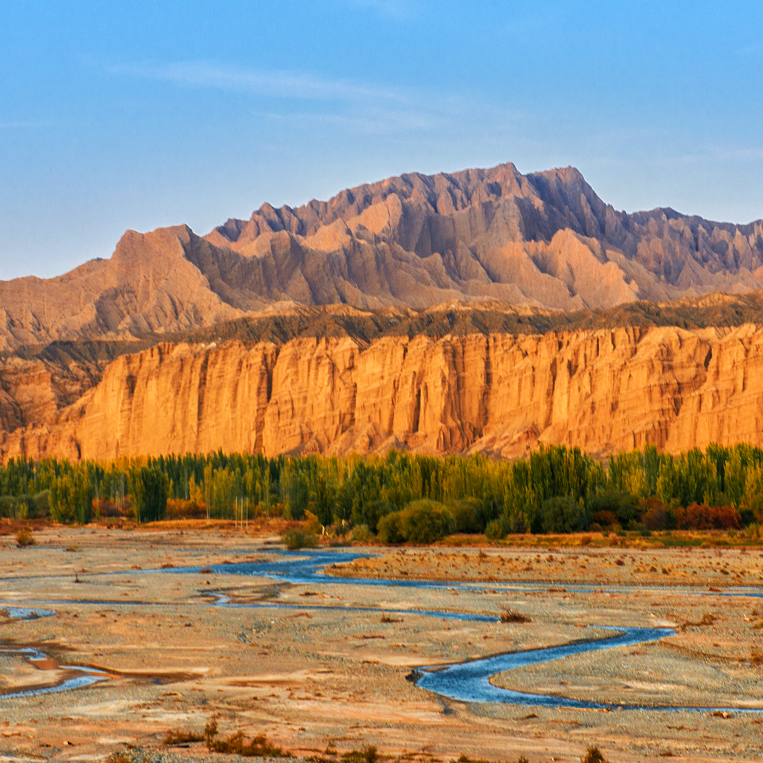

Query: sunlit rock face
left=4, top=323, right=763, bottom=461
left=3, top=161, right=763, bottom=461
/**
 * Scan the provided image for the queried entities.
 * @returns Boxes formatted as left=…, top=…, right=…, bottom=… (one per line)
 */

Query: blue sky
left=1, top=1, right=762, bottom=279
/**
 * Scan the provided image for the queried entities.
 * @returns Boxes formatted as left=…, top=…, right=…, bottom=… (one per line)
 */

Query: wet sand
left=1, top=526, right=763, bottom=762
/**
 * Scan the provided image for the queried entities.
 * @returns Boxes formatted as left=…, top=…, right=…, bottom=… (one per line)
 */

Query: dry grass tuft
left=15, top=527, right=34, bottom=548
left=499, top=607, right=532, bottom=624
left=581, top=746, right=608, bottom=763
left=163, top=729, right=204, bottom=746
left=203, top=718, right=289, bottom=757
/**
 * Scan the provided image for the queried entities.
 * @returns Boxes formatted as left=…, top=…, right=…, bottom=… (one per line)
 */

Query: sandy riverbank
left=1, top=526, right=762, bottom=762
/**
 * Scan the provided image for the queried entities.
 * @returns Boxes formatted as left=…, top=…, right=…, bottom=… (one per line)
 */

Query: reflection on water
left=2, top=607, right=56, bottom=621
left=0, top=644, right=109, bottom=700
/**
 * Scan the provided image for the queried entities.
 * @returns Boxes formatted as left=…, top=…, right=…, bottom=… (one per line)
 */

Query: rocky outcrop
left=4, top=324, right=763, bottom=462
left=2, top=163, right=763, bottom=352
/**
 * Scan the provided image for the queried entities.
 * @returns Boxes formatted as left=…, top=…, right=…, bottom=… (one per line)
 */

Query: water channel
left=2, top=548, right=762, bottom=711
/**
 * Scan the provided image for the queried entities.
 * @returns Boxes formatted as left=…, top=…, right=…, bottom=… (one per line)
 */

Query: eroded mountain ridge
left=2, top=163, right=763, bottom=352
left=2, top=162, right=763, bottom=460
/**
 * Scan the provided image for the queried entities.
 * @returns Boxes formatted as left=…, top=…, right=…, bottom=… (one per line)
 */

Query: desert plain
left=1, top=524, right=763, bottom=763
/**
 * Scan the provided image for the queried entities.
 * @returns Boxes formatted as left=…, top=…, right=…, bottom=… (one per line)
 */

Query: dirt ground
left=1, top=525, right=763, bottom=763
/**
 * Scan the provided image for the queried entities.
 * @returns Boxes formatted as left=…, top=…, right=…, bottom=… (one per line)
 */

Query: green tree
left=539, top=495, right=585, bottom=534
left=129, top=466, right=169, bottom=523
left=50, top=471, right=94, bottom=524
left=314, top=474, right=335, bottom=528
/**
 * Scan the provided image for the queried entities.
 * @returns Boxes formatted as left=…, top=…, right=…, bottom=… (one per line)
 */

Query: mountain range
left=2, top=162, right=763, bottom=352
left=2, top=162, right=763, bottom=462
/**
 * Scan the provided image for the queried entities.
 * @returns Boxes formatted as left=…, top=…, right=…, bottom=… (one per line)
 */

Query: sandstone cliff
left=2, top=163, right=763, bottom=352
left=4, top=322, right=763, bottom=462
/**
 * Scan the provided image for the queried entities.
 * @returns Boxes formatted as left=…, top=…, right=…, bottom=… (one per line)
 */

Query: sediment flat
left=1, top=526, right=762, bottom=762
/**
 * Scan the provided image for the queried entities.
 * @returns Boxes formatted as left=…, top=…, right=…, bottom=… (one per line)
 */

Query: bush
left=164, top=729, right=204, bottom=745
left=281, top=528, right=318, bottom=550
left=352, top=499, right=395, bottom=534
left=591, top=510, right=617, bottom=527
left=499, top=607, right=531, bottom=623
left=0, top=492, right=49, bottom=520
left=588, top=490, right=639, bottom=529
left=377, top=511, right=404, bottom=544
left=640, top=497, right=674, bottom=530
left=485, top=519, right=506, bottom=541
left=447, top=498, right=484, bottom=534
left=349, top=524, right=372, bottom=542
left=15, top=527, right=34, bottom=547
left=581, top=746, right=607, bottom=763
left=539, top=496, right=585, bottom=534
left=399, top=500, right=456, bottom=544
left=377, top=500, right=455, bottom=544
left=166, top=499, right=206, bottom=519
left=674, top=503, right=741, bottom=530
left=203, top=718, right=288, bottom=757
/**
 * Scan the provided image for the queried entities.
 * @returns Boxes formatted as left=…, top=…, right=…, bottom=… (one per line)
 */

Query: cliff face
left=4, top=324, right=763, bottom=462
left=2, top=163, right=763, bottom=352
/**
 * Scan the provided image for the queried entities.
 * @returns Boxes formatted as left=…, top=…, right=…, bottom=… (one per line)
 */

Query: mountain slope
left=1, top=163, right=763, bottom=354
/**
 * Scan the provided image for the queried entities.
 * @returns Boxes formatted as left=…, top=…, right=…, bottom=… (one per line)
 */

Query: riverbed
left=1, top=527, right=762, bottom=762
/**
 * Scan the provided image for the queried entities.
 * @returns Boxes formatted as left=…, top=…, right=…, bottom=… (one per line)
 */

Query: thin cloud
left=737, top=43, right=763, bottom=57
left=111, top=61, right=403, bottom=103
left=0, top=120, right=49, bottom=129
left=346, top=0, right=418, bottom=20
left=112, top=59, right=526, bottom=138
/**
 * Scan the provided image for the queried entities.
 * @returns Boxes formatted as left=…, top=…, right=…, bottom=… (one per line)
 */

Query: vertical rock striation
left=4, top=324, right=763, bottom=462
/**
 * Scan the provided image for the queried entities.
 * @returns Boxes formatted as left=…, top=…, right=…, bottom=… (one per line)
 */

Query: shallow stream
left=2, top=548, right=762, bottom=710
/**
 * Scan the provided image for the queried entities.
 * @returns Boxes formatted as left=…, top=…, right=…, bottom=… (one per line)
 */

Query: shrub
left=349, top=524, right=372, bottom=542
left=588, top=490, right=639, bottom=529
left=166, top=499, right=206, bottom=519
left=377, top=500, right=455, bottom=544
left=15, top=527, right=34, bottom=548
left=352, top=499, right=395, bottom=534
left=506, top=510, right=529, bottom=534
left=203, top=718, right=288, bottom=757
left=447, top=498, right=484, bottom=534
left=164, top=729, right=204, bottom=745
left=540, top=496, right=585, bottom=534
left=592, top=510, right=617, bottom=527
left=485, top=519, right=506, bottom=541
left=582, top=747, right=607, bottom=763
left=377, top=511, right=404, bottom=544
left=281, top=528, right=318, bottom=550
left=0, top=492, right=49, bottom=521
left=499, top=607, right=531, bottom=623
left=341, top=745, right=378, bottom=763
left=740, top=507, right=757, bottom=527
left=674, top=503, right=741, bottom=530
left=640, top=497, right=675, bottom=530
left=399, top=500, right=456, bottom=543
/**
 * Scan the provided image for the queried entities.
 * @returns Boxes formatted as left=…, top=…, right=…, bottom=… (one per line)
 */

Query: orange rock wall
left=3, top=325, right=763, bottom=462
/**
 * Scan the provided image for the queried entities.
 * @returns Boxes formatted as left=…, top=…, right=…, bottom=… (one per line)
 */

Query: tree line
left=1, top=443, right=763, bottom=538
